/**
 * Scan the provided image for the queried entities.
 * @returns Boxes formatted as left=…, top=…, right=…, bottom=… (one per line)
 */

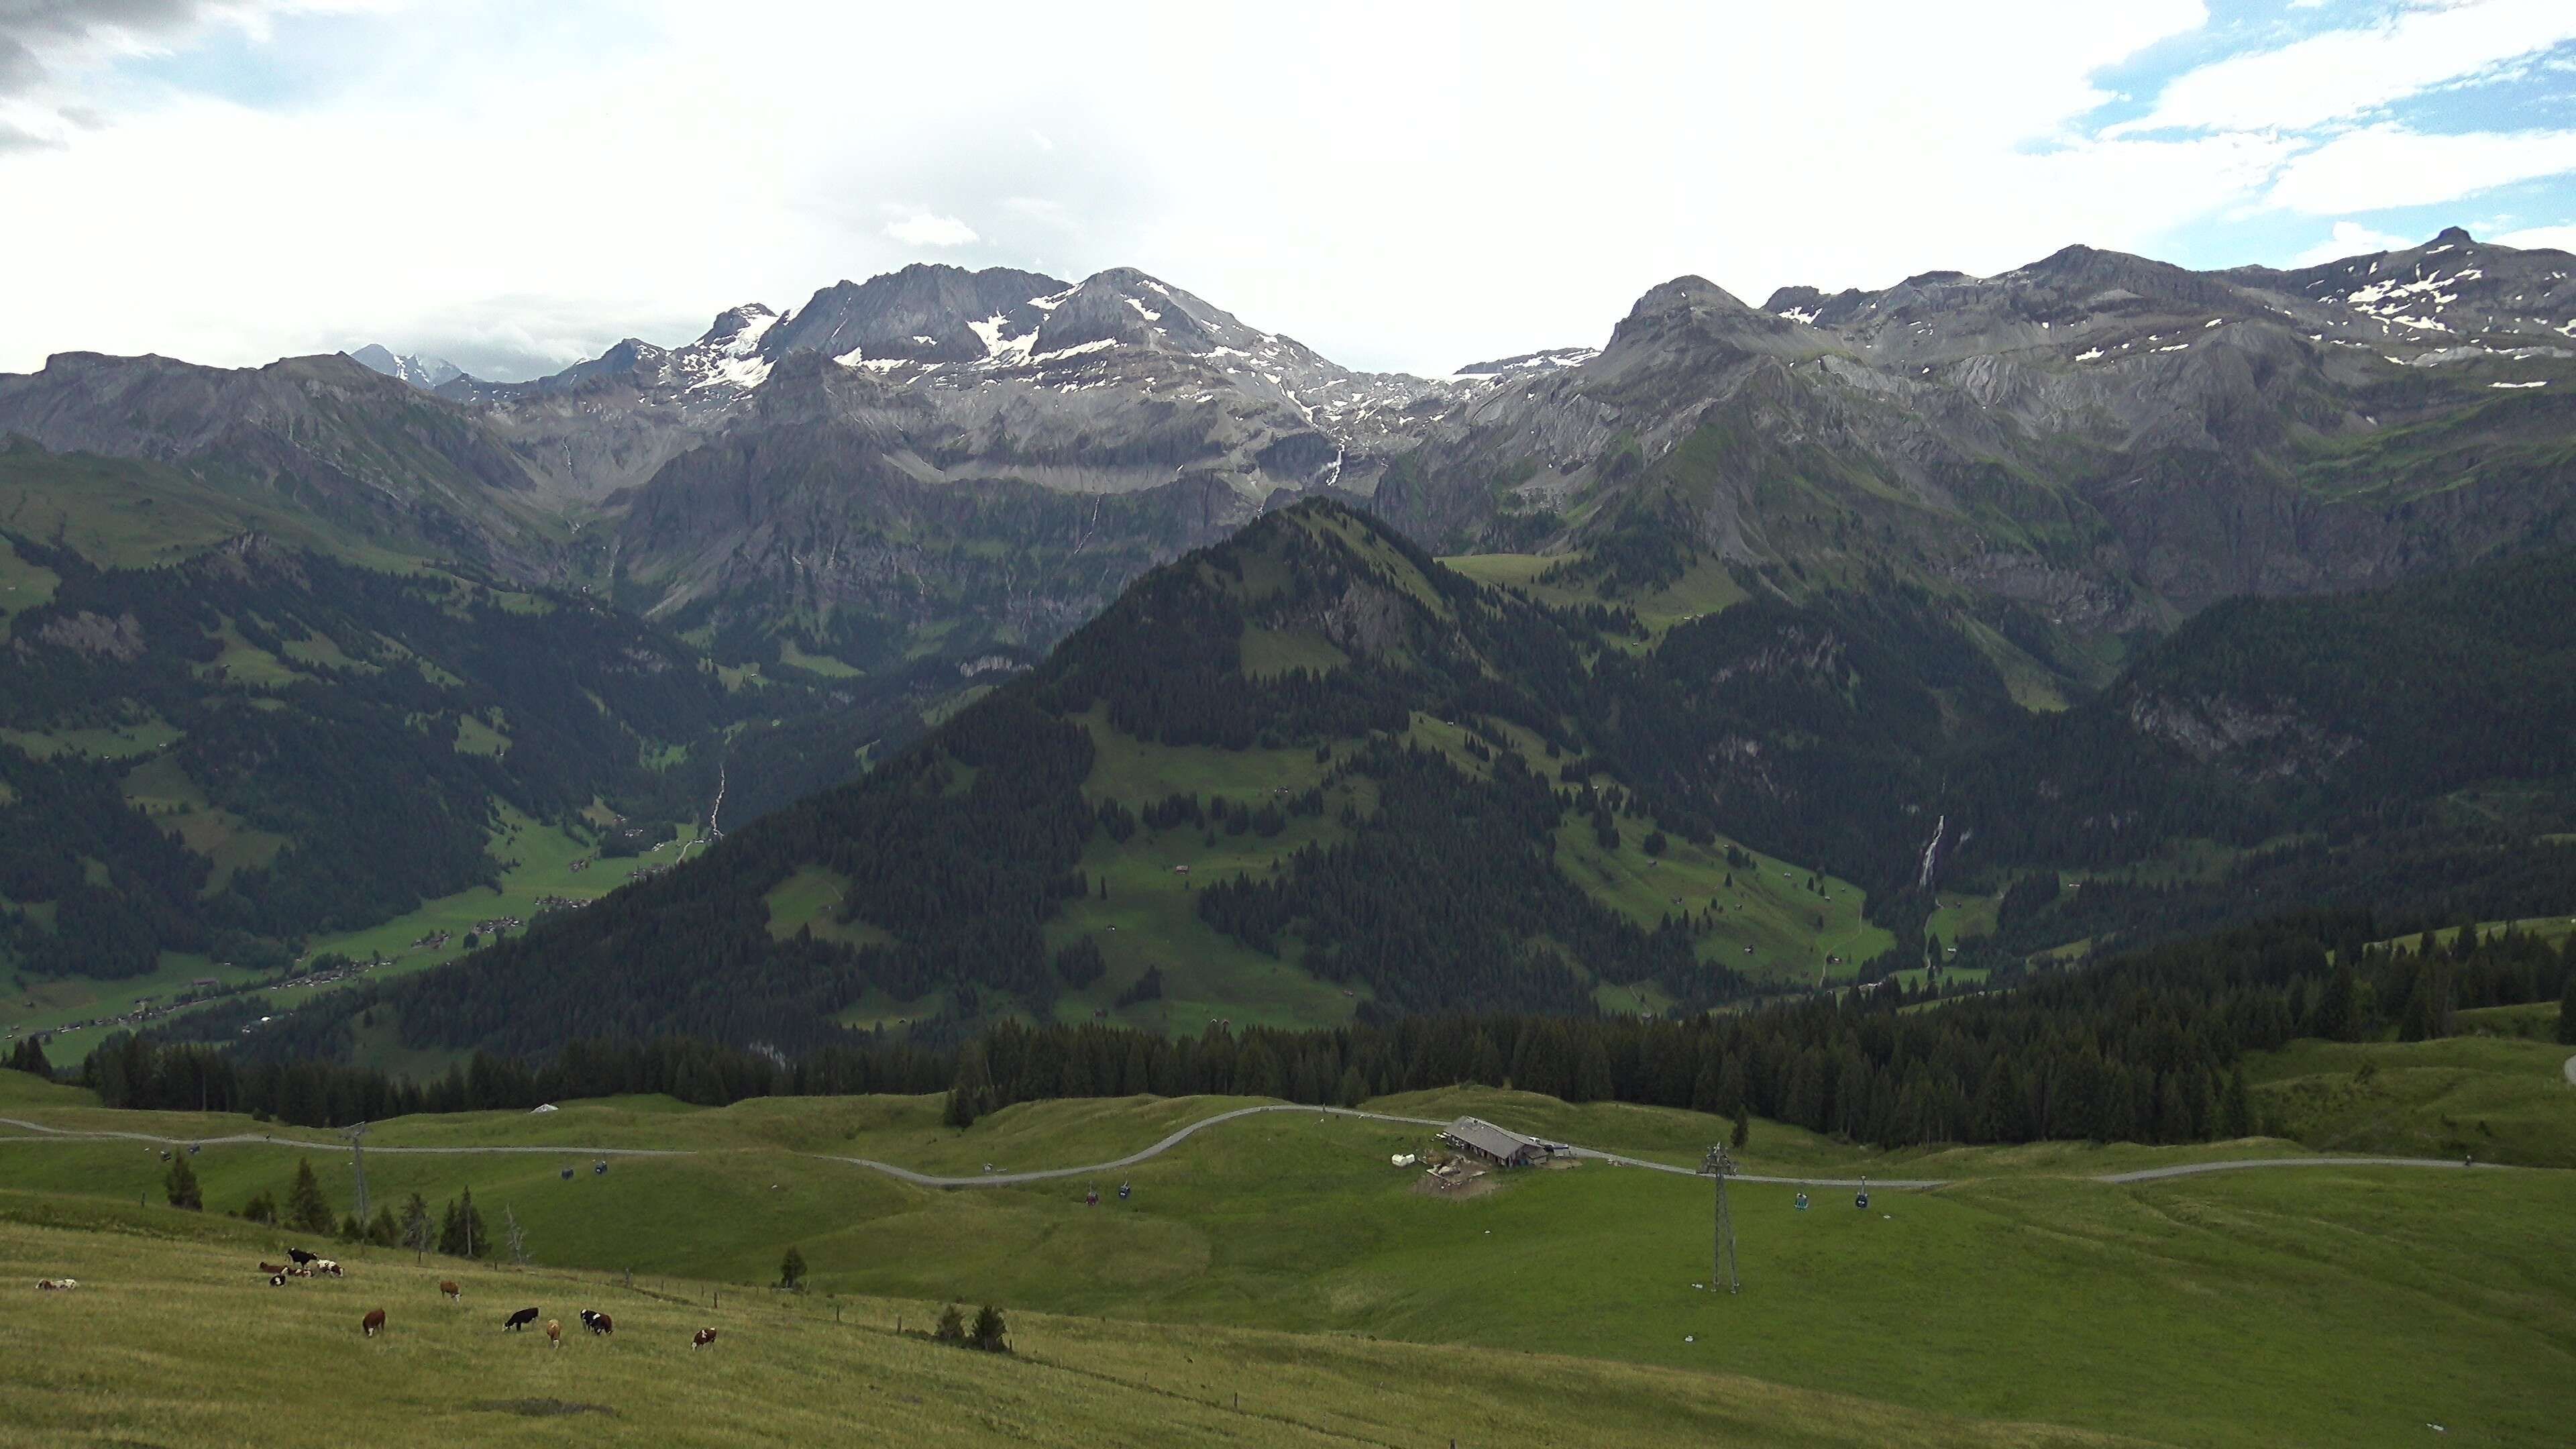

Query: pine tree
left=2221, top=1062, right=2253, bottom=1139
left=1729, top=1106, right=1750, bottom=1150
left=400, top=1192, right=434, bottom=1263
left=445, top=1187, right=490, bottom=1258
left=2558, top=969, right=2576, bottom=1046
left=971, top=1304, right=1008, bottom=1352
left=780, top=1246, right=807, bottom=1289
left=2309, top=961, right=2357, bottom=1042
left=164, top=1151, right=203, bottom=1211
left=285, top=1157, right=334, bottom=1235
left=368, top=1205, right=400, bottom=1247
left=4, top=1034, right=51, bottom=1079
left=934, top=1303, right=967, bottom=1343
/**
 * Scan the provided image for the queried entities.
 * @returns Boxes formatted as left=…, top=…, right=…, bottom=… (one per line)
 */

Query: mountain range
left=4, top=225, right=2575, bottom=1055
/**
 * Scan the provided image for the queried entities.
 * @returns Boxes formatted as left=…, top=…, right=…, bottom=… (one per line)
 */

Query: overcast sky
left=3, top=0, right=2574, bottom=380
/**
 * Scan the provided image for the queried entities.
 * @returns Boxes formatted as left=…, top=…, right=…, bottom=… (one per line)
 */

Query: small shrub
left=934, top=1303, right=966, bottom=1343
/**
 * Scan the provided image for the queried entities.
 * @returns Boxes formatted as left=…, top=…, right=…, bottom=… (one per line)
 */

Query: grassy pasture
left=2, top=1084, right=2571, bottom=1448
left=2246, top=1032, right=2576, bottom=1168
left=0, top=1196, right=2128, bottom=1449
left=0, top=713, right=183, bottom=761
left=1439, top=551, right=1748, bottom=637
left=0, top=535, right=58, bottom=639
left=4, top=804, right=673, bottom=1046
left=1550, top=820, right=1891, bottom=986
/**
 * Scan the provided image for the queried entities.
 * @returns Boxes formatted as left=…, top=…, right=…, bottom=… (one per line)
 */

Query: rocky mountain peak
left=2432, top=225, right=2475, bottom=246
left=347, top=343, right=466, bottom=391
left=698, top=304, right=779, bottom=349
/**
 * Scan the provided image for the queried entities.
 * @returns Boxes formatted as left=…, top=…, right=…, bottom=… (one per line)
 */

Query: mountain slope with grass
left=256, top=499, right=1962, bottom=1057
left=230, top=495, right=2576, bottom=1059
left=0, top=441, right=972, bottom=1049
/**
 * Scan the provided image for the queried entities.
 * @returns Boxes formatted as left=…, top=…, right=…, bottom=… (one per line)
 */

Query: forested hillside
left=0, top=442, right=949, bottom=1016
left=230, top=498, right=2576, bottom=1063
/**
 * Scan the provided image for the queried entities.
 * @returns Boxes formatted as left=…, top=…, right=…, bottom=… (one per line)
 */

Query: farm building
left=1439, top=1117, right=1552, bottom=1169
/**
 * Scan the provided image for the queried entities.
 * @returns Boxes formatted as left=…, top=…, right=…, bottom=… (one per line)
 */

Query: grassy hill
left=2247, top=1030, right=2576, bottom=1167
left=5, top=1077, right=2573, bottom=1447
left=1, top=1194, right=2157, bottom=1449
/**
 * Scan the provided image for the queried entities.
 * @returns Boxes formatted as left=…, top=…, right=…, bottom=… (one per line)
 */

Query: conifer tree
left=285, top=1157, right=334, bottom=1235
left=971, top=1304, right=1008, bottom=1352
left=2310, top=961, right=2357, bottom=1042
left=400, top=1192, right=434, bottom=1263
left=2559, top=969, right=2576, bottom=1046
left=164, top=1151, right=203, bottom=1211
left=2221, top=1062, right=2253, bottom=1139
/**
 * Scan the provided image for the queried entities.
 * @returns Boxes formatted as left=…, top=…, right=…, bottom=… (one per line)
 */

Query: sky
left=3, top=0, right=2575, bottom=380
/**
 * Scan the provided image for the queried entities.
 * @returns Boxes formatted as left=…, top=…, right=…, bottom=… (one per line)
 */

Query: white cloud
left=2495, top=222, right=2576, bottom=253
left=880, top=209, right=979, bottom=248
left=25, top=0, right=2544, bottom=381
left=2293, top=219, right=2418, bottom=265
left=2117, top=0, right=2576, bottom=135
left=2268, top=123, right=2576, bottom=213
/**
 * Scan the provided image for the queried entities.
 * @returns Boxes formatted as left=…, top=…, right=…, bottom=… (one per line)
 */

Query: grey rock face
left=348, top=344, right=467, bottom=390
left=1378, top=227, right=2576, bottom=652
left=6, top=231, right=2571, bottom=675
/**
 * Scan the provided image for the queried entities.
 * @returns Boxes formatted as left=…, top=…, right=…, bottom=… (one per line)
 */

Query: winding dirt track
left=1, top=1106, right=2526, bottom=1191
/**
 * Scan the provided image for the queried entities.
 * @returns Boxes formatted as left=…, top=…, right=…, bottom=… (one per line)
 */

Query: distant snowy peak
left=348, top=344, right=466, bottom=391
left=2253, top=227, right=2576, bottom=345
left=678, top=304, right=781, bottom=392
left=1449, top=347, right=1599, bottom=381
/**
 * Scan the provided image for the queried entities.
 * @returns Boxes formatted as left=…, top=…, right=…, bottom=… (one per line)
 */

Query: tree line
left=32, top=906, right=2567, bottom=1147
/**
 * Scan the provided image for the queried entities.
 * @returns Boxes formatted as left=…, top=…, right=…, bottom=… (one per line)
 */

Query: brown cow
left=36, top=1278, right=76, bottom=1291
left=259, top=1262, right=288, bottom=1275
left=361, top=1308, right=386, bottom=1338
left=692, top=1328, right=718, bottom=1350
left=545, top=1318, right=561, bottom=1348
left=285, top=1267, right=313, bottom=1279
left=439, top=1281, right=460, bottom=1301
left=313, top=1259, right=343, bottom=1277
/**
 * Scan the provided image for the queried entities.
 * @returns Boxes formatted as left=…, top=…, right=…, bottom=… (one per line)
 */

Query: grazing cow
left=545, top=1319, right=561, bottom=1348
left=269, top=1274, right=288, bottom=1287
left=504, top=1307, right=541, bottom=1331
left=313, top=1259, right=342, bottom=1278
left=692, top=1328, right=718, bottom=1351
left=361, top=1308, right=386, bottom=1338
left=36, top=1278, right=77, bottom=1291
left=582, top=1309, right=614, bottom=1336
left=439, top=1281, right=460, bottom=1301
left=286, top=1248, right=319, bottom=1266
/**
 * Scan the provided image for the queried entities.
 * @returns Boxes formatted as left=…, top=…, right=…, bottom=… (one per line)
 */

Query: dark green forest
left=50, top=910, right=2568, bottom=1156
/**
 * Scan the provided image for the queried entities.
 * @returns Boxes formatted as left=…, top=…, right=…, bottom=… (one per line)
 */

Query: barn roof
left=1443, top=1116, right=1544, bottom=1159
